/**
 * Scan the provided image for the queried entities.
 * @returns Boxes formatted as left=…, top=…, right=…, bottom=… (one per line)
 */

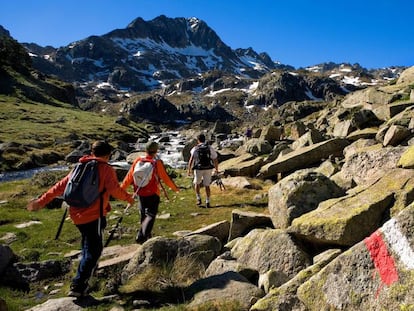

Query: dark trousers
left=72, top=217, right=106, bottom=290
left=136, top=194, right=160, bottom=242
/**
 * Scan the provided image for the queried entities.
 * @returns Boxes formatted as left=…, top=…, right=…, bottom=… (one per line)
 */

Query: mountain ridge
left=0, top=17, right=408, bottom=127
left=20, top=15, right=282, bottom=92
left=14, top=15, right=405, bottom=94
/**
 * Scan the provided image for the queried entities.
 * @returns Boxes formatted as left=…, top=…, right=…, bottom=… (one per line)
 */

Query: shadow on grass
left=73, top=294, right=117, bottom=308
left=212, top=202, right=268, bottom=209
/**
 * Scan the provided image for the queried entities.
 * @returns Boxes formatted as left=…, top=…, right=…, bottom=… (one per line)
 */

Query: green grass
left=0, top=94, right=147, bottom=171
left=0, top=94, right=144, bottom=144
left=0, top=89, right=270, bottom=309
left=0, top=172, right=270, bottom=310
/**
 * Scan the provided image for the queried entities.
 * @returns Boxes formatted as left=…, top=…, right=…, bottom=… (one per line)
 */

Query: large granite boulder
left=289, top=168, right=414, bottom=247
left=258, top=138, right=350, bottom=179
left=297, top=203, right=414, bottom=311
left=230, top=229, right=311, bottom=280
left=340, top=144, right=407, bottom=186
left=268, top=170, right=345, bottom=229
left=185, top=271, right=264, bottom=311
left=220, top=153, right=264, bottom=177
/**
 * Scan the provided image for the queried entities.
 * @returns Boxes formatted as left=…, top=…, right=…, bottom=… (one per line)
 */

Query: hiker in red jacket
left=121, top=141, right=180, bottom=244
left=27, top=140, right=134, bottom=297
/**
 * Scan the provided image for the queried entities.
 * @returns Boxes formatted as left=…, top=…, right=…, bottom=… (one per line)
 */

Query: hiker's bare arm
left=213, top=158, right=219, bottom=174
left=187, top=155, right=194, bottom=175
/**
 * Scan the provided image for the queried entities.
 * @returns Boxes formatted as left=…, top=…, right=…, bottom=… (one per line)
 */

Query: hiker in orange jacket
left=121, top=140, right=179, bottom=244
left=27, top=140, right=134, bottom=297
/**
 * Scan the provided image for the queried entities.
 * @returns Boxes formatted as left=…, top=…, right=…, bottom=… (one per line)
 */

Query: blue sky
left=1, top=0, right=413, bottom=69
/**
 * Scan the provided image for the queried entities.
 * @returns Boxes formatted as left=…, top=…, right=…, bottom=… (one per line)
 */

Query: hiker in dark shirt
left=187, top=133, right=219, bottom=208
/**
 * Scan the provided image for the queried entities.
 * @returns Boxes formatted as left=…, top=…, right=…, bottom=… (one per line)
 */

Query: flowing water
left=0, top=165, right=69, bottom=183
left=0, top=132, right=187, bottom=183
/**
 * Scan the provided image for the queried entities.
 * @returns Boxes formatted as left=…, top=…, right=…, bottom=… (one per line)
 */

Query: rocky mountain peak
left=22, top=16, right=277, bottom=92
left=2, top=16, right=406, bottom=116
left=109, top=15, right=228, bottom=53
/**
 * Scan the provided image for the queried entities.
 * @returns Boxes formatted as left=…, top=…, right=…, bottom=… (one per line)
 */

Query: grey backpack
left=63, top=160, right=104, bottom=208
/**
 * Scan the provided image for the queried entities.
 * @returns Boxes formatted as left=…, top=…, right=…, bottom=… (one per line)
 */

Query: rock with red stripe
left=297, top=203, right=414, bottom=310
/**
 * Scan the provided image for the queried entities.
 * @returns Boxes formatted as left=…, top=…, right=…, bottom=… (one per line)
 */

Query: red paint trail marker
left=364, top=231, right=399, bottom=286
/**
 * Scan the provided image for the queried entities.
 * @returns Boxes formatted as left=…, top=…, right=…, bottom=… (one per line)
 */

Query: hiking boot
left=68, top=285, right=88, bottom=297
left=136, top=236, right=147, bottom=244
left=135, top=232, right=147, bottom=244
left=68, top=289, right=86, bottom=298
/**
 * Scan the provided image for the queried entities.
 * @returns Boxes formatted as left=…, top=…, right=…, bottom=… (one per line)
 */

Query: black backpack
left=63, top=160, right=104, bottom=208
left=193, top=143, right=214, bottom=170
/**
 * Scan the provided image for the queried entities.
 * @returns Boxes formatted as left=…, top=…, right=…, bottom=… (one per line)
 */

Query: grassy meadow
left=0, top=94, right=271, bottom=310
left=0, top=94, right=147, bottom=172
left=0, top=171, right=270, bottom=310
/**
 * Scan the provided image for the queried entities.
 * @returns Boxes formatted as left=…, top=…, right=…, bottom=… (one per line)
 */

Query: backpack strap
left=99, top=189, right=106, bottom=218
left=96, top=160, right=107, bottom=212
left=96, top=161, right=108, bottom=237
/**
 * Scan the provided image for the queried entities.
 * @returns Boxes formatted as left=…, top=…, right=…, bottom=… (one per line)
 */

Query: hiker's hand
left=27, top=199, right=41, bottom=211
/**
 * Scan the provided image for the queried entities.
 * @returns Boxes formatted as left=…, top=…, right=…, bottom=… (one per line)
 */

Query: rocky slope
left=0, top=26, right=77, bottom=106
left=2, top=66, right=413, bottom=311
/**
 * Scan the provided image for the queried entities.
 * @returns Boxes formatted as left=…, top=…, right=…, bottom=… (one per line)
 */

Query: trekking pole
left=104, top=184, right=143, bottom=247
left=212, top=173, right=225, bottom=191
left=159, top=180, right=170, bottom=200
left=55, top=205, right=68, bottom=240
left=217, top=176, right=225, bottom=191
left=104, top=202, right=132, bottom=247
